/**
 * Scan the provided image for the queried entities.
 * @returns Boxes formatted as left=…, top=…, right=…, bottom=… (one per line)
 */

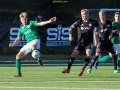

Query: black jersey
left=73, top=19, right=99, bottom=44
left=97, top=20, right=112, bottom=44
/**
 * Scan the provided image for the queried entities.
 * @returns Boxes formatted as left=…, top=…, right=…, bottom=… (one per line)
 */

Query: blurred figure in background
left=35, top=13, right=46, bottom=22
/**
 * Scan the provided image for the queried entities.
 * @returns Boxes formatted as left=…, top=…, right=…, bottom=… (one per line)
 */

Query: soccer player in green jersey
left=9, top=12, right=56, bottom=77
left=94, top=12, right=120, bottom=72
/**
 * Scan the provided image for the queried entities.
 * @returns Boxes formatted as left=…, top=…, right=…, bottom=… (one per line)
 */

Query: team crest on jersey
left=89, top=24, right=92, bottom=26
left=81, top=27, right=89, bottom=30
left=81, top=27, right=84, bottom=30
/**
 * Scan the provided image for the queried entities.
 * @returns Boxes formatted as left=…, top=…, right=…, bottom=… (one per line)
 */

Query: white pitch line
left=0, top=87, right=120, bottom=90
left=0, top=80, right=120, bottom=83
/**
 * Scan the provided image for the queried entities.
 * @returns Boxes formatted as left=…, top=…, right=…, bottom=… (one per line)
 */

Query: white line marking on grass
left=0, top=87, right=120, bottom=90
left=0, top=80, right=120, bottom=83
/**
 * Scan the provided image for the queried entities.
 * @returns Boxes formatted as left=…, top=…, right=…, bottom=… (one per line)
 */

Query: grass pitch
left=0, top=65, right=120, bottom=90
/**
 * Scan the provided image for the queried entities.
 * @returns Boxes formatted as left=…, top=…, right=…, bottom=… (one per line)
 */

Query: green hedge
left=0, top=46, right=109, bottom=55
left=0, top=46, right=75, bottom=55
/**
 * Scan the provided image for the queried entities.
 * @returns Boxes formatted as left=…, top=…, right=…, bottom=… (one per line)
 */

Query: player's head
left=19, top=12, right=28, bottom=25
left=80, top=9, right=89, bottom=21
left=38, top=13, right=43, bottom=19
left=114, top=12, right=120, bottom=22
left=99, top=10, right=106, bottom=21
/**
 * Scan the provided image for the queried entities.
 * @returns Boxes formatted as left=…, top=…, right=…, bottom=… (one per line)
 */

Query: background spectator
left=35, top=13, right=46, bottom=22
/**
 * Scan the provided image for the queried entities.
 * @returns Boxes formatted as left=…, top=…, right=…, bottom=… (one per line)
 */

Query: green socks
left=16, top=59, right=21, bottom=74
left=37, top=57, right=41, bottom=61
left=117, top=56, right=120, bottom=70
left=98, top=55, right=111, bottom=63
left=98, top=55, right=120, bottom=71
left=33, top=47, right=37, bottom=51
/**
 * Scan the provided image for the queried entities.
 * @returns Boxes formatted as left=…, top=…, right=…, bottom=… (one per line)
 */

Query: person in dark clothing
left=62, top=9, right=99, bottom=76
left=35, top=13, right=46, bottom=22
left=87, top=10, right=117, bottom=74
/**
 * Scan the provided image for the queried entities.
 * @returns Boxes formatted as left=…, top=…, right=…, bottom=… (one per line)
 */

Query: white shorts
left=114, top=44, right=120, bottom=54
left=20, top=39, right=40, bottom=56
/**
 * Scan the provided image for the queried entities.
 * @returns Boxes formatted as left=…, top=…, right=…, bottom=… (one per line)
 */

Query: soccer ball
left=32, top=50, right=41, bottom=59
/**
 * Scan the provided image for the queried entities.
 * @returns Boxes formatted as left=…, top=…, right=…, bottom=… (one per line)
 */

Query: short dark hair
left=114, top=12, right=120, bottom=15
left=38, top=13, right=43, bottom=16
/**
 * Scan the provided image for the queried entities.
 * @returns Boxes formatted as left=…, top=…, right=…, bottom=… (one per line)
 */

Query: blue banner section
left=0, top=23, right=77, bottom=47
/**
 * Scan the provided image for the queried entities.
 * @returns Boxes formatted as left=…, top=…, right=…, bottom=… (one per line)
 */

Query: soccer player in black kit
left=62, top=9, right=99, bottom=76
left=87, top=10, right=118, bottom=74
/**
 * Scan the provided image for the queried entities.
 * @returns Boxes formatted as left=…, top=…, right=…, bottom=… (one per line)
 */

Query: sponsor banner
left=45, top=24, right=71, bottom=46
left=0, top=23, right=77, bottom=47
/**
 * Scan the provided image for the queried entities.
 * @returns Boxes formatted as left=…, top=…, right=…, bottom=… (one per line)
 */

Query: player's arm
left=68, top=25, right=75, bottom=41
left=93, top=20, right=99, bottom=46
left=112, top=22, right=118, bottom=33
left=109, top=29, right=112, bottom=40
left=77, top=27, right=81, bottom=42
left=37, top=17, right=57, bottom=26
left=9, top=36, right=21, bottom=47
left=69, top=21, right=80, bottom=41
left=93, top=27, right=99, bottom=46
left=112, top=22, right=120, bottom=41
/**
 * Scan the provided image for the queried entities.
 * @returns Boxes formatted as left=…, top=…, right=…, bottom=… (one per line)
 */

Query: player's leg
left=94, top=44, right=110, bottom=69
left=78, top=49, right=91, bottom=76
left=14, top=51, right=24, bottom=77
left=13, top=43, right=33, bottom=77
left=94, top=44, right=116, bottom=69
left=87, top=44, right=103, bottom=73
left=13, top=41, right=41, bottom=77
left=94, top=54, right=111, bottom=69
left=114, top=44, right=120, bottom=72
left=98, top=55, right=111, bottom=63
left=78, top=44, right=93, bottom=76
left=93, top=45, right=103, bottom=69
left=37, top=57, right=43, bottom=66
left=62, top=45, right=80, bottom=73
left=87, top=53, right=100, bottom=73
left=62, top=49, right=79, bottom=73
left=107, top=44, right=117, bottom=73
left=31, top=39, right=43, bottom=66
left=94, top=44, right=116, bottom=68
left=117, top=55, right=120, bottom=72
left=110, top=53, right=117, bottom=73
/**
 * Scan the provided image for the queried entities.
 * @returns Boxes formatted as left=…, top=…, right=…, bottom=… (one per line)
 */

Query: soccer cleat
left=114, top=70, right=118, bottom=73
left=13, top=73, right=22, bottom=77
left=78, top=70, right=84, bottom=76
left=87, top=68, right=92, bottom=74
left=37, top=60, right=43, bottom=66
left=94, top=60, right=99, bottom=69
left=62, top=69, right=70, bottom=73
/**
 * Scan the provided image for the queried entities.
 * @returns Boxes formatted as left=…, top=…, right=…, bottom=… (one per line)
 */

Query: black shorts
left=96, top=43, right=115, bottom=53
left=74, top=43, right=93, bottom=52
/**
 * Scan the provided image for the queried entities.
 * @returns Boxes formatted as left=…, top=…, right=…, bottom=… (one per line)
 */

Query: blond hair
left=99, top=10, right=106, bottom=15
left=81, top=9, right=89, bottom=14
left=19, top=12, right=28, bottom=19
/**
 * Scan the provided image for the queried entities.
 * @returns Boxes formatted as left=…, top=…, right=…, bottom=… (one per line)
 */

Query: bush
left=0, top=46, right=76, bottom=55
